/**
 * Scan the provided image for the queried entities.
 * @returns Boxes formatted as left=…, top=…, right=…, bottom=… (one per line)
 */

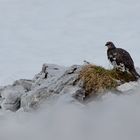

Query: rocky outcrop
left=0, top=63, right=139, bottom=112
left=0, top=64, right=85, bottom=111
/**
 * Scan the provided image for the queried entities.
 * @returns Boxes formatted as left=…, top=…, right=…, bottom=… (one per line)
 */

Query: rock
left=21, top=64, right=83, bottom=111
left=0, top=64, right=84, bottom=111
left=117, top=81, right=139, bottom=92
left=0, top=63, right=139, bottom=112
left=13, top=79, right=33, bottom=92
left=0, top=85, right=25, bottom=111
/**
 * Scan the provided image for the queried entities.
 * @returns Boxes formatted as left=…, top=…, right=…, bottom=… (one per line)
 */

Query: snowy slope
left=0, top=0, right=140, bottom=140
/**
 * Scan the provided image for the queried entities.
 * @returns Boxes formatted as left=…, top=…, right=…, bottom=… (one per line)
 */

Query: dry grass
left=79, top=65, right=135, bottom=97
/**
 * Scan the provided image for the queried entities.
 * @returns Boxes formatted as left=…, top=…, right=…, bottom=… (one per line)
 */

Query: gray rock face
left=0, top=85, right=26, bottom=111
left=0, top=64, right=84, bottom=111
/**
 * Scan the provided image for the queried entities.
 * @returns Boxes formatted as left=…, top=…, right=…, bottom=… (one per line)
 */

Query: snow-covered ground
left=0, top=0, right=140, bottom=140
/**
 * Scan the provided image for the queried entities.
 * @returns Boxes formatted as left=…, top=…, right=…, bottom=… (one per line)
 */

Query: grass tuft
left=79, top=65, right=135, bottom=97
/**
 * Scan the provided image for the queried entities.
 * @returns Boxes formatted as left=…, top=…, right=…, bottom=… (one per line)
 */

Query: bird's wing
left=115, top=48, right=134, bottom=67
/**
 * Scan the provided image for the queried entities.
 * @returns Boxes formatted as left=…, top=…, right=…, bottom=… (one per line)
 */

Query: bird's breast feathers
left=109, top=59, right=126, bottom=72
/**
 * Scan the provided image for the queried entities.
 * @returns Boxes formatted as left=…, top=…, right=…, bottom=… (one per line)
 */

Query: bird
left=105, top=41, right=140, bottom=80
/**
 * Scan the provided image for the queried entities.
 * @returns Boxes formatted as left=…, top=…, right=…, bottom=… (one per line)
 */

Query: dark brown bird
left=105, top=41, right=140, bottom=80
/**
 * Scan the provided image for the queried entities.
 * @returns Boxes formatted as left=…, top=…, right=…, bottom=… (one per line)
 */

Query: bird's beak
left=105, top=45, right=110, bottom=49
left=105, top=44, right=108, bottom=47
left=105, top=44, right=108, bottom=48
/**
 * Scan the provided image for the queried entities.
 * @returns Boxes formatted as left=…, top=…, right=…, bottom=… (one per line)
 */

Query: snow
left=0, top=0, right=140, bottom=140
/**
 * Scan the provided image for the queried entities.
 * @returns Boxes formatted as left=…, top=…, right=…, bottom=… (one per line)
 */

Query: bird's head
left=105, top=41, right=116, bottom=49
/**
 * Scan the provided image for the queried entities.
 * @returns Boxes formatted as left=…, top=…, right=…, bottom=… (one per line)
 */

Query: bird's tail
left=130, top=68, right=140, bottom=80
